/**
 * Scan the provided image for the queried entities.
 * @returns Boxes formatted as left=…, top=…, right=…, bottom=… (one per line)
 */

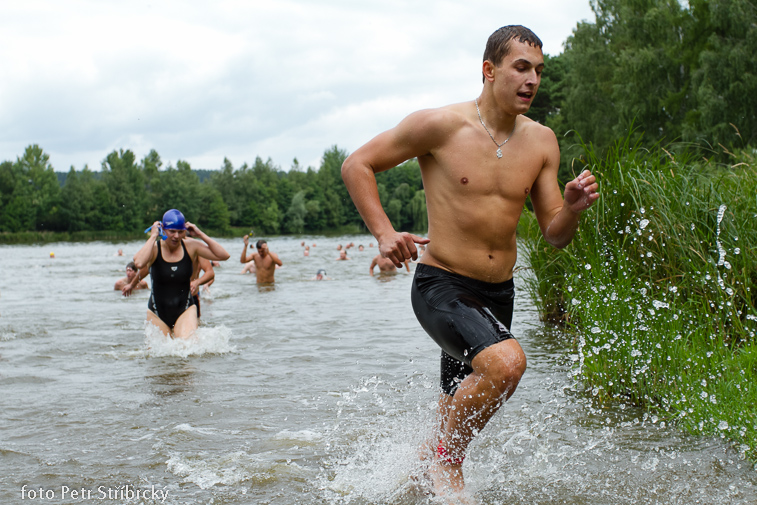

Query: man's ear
left=482, top=60, right=496, bottom=83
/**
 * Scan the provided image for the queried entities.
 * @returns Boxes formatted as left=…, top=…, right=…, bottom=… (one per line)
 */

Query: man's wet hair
left=126, top=261, right=137, bottom=271
left=482, top=25, right=543, bottom=82
left=256, top=239, right=267, bottom=249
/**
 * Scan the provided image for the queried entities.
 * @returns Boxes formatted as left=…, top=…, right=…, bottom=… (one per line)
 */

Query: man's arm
left=528, top=129, right=599, bottom=249
left=369, top=256, right=379, bottom=276
left=342, top=110, right=434, bottom=266
left=191, top=258, right=215, bottom=295
left=270, top=252, right=283, bottom=267
left=240, top=235, right=254, bottom=263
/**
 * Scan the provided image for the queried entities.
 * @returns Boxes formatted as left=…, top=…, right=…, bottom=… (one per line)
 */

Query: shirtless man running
left=342, top=25, right=599, bottom=500
left=240, top=237, right=282, bottom=284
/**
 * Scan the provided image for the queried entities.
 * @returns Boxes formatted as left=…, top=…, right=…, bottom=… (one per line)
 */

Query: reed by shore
left=520, top=136, right=757, bottom=462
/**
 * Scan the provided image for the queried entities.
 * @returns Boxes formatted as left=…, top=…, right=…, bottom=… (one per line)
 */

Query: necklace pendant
left=496, top=148, right=502, bottom=158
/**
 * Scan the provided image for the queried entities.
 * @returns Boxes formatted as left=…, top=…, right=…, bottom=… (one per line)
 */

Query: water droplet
left=585, top=263, right=592, bottom=270
left=652, top=300, right=669, bottom=309
left=639, top=219, right=650, bottom=229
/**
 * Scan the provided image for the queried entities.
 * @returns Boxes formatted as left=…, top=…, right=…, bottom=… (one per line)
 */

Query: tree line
left=1, top=0, right=754, bottom=236
left=0, top=144, right=425, bottom=235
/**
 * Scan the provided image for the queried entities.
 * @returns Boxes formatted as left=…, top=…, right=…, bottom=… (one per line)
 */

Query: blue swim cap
left=162, top=209, right=186, bottom=230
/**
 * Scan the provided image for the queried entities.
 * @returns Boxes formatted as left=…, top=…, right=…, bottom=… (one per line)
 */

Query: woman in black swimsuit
left=132, top=209, right=230, bottom=338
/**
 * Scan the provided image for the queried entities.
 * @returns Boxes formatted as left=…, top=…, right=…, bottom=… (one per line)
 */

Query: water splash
left=316, top=376, right=438, bottom=503
left=144, top=324, right=235, bottom=358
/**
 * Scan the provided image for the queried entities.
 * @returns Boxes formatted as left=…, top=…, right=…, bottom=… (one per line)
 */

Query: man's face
left=126, top=267, right=137, bottom=280
left=491, top=41, right=544, bottom=114
left=257, top=243, right=268, bottom=256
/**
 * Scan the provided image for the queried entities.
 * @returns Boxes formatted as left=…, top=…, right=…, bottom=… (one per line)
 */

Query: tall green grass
left=521, top=135, right=757, bottom=461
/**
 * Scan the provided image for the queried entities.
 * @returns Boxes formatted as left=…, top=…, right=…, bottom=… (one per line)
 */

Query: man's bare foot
left=428, top=459, right=477, bottom=504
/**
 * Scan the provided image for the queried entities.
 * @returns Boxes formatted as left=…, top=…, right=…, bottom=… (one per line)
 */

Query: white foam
left=144, top=323, right=235, bottom=358
left=166, top=451, right=256, bottom=489
left=274, top=429, right=323, bottom=443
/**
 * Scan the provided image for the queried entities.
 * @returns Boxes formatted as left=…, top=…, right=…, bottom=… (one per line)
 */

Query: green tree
left=304, top=198, right=325, bottom=231
left=155, top=160, right=202, bottom=221
left=0, top=145, right=61, bottom=231
left=284, top=190, right=307, bottom=234
left=60, top=166, right=102, bottom=231
left=319, top=146, right=353, bottom=227
left=197, top=184, right=230, bottom=231
left=684, top=0, right=757, bottom=148
left=386, top=199, right=403, bottom=229
left=101, top=149, right=147, bottom=231
left=408, top=189, right=428, bottom=232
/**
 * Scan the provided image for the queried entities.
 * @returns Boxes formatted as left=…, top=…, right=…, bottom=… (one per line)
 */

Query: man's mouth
left=517, top=91, right=533, bottom=101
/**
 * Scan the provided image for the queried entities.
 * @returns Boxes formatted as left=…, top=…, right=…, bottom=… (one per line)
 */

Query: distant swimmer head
left=162, top=209, right=187, bottom=230
left=49, top=251, right=55, bottom=258
left=317, top=269, right=327, bottom=276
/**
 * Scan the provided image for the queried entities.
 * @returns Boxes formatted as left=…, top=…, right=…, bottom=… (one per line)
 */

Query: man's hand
left=243, top=235, right=250, bottom=246
left=190, top=279, right=201, bottom=296
left=121, top=280, right=137, bottom=297
left=378, top=231, right=430, bottom=267
left=563, top=170, right=599, bottom=213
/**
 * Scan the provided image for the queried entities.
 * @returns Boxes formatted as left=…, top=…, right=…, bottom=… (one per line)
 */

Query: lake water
left=1, top=235, right=755, bottom=504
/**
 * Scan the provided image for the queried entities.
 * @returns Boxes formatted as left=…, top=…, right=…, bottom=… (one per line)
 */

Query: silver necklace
left=475, top=98, right=516, bottom=158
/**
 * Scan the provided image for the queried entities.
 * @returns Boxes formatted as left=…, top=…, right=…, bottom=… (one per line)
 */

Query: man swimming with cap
left=130, top=209, right=230, bottom=338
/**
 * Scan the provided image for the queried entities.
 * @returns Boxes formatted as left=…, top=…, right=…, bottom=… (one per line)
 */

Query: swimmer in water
left=115, top=261, right=148, bottom=292
left=241, top=260, right=256, bottom=275
left=342, top=25, right=598, bottom=500
left=240, top=236, right=282, bottom=283
left=313, top=269, right=329, bottom=280
left=369, top=254, right=409, bottom=276
left=131, top=209, right=230, bottom=339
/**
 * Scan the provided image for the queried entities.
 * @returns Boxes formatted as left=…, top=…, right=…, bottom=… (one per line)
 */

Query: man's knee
left=473, top=340, right=527, bottom=393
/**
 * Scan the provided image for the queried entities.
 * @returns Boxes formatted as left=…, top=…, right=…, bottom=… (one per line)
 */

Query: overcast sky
left=1, top=0, right=595, bottom=173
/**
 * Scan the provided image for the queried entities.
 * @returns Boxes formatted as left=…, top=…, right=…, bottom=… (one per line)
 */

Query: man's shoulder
left=518, top=115, right=557, bottom=142
left=405, top=102, right=470, bottom=135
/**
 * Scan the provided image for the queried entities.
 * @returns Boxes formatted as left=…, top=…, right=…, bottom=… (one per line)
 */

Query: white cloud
left=0, top=0, right=595, bottom=171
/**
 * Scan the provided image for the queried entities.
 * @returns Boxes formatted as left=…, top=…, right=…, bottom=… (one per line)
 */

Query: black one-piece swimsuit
left=148, top=241, right=196, bottom=329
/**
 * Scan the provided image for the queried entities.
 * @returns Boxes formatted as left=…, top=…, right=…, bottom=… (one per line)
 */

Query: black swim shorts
left=411, top=263, right=515, bottom=395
